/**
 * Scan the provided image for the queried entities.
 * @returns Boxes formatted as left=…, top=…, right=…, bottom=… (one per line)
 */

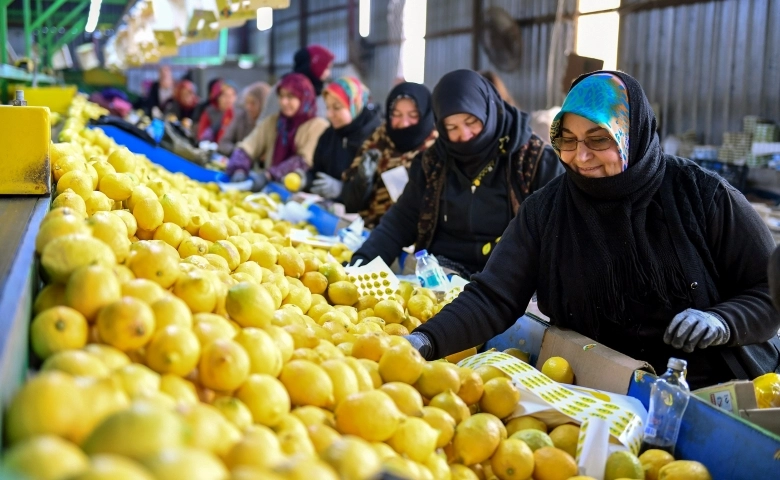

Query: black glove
left=404, top=332, right=433, bottom=360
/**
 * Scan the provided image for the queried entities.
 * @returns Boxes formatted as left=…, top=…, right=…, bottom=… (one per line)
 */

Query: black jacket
left=307, top=106, right=382, bottom=201
left=416, top=157, right=780, bottom=388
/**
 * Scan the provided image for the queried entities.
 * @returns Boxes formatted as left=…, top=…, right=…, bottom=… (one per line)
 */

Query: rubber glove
left=247, top=171, right=269, bottom=192
left=663, top=308, right=730, bottom=353
left=404, top=332, right=433, bottom=360
left=311, top=172, right=343, bottom=199
left=226, top=148, right=252, bottom=177
left=358, top=149, right=381, bottom=181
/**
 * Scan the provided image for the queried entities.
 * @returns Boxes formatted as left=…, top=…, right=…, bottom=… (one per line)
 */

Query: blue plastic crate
left=97, top=125, right=229, bottom=184
left=263, top=183, right=342, bottom=236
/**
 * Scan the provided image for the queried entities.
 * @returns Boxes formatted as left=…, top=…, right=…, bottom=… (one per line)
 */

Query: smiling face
left=218, top=86, right=236, bottom=112
left=278, top=88, right=302, bottom=118
left=443, top=113, right=484, bottom=143
left=390, top=98, right=420, bottom=129
left=325, top=93, right=353, bottom=129
left=558, top=113, right=623, bottom=178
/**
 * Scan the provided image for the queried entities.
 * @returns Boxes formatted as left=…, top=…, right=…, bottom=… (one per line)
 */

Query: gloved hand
left=403, top=332, right=433, bottom=360
left=247, top=171, right=269, bottom=192
left=226, top=148, right=252, bottom=177
left=663, top=308, right=730, bottom=353
left=311, top=172, right=343, bottom=199
left=230, top=170, right=248, bottom=182
left=358, top=149, right=381, bottom=181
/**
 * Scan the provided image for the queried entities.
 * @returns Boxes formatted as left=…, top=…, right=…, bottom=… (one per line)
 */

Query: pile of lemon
left=1, top=116, right=713, bottom=480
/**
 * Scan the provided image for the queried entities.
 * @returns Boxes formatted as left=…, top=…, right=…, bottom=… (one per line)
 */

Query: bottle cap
left=667, top=358, right=687, bottom=371
left=414, top=249, right=428, bottom=259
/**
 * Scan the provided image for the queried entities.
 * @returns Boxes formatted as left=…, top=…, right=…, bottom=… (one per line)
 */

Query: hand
left=663, top=309, right=730, bottom=353
left=226, top=148, right=252, bottom=177
left=403, top=332, right=433, bottom=360
left=311, top=172, right=343, bottom=199
left=247, top=171, right=269, bottom=192
left=230, top=170, right=248, bottom=182
left=359, top=149, right=381, bottom=180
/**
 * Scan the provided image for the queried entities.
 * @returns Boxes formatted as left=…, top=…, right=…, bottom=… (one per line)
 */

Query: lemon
left=421, top=406, right=456, bottom=448
left=157, top=192, right=191, bottom=227
left=280, top=359, right=335, bottom=408
left=284, top=172, right=302, bottom=191
left=452, top=413, right=504, bottom=465
left=262, top=325, right=293, bottom=363
left=41, top=349, right=109, bottom=378
left=318, top=309, right=350, bottom=327
left=489, top=438, right=535, bottom=480
left=121, top=278, right=166, bottom=304
left=236, top=374, right=291, bottom=427
left=144, top=325, right=201, bottom=376
left=541, top=356, right=574, bottom=384
left=278, top=246, right=305, bottom=278
left=112, top=364, right=161, bottom=398
left=428, top=390, right=470, bottom=424
left=479, top=377, right=520, bottom=419
left=98, top=172, right=133, bottom=200
left=407, top=294, right=435, bottom=321
left=64, top=264, right=121, bottom=321
left=72, top=376, right=131, bottom=444
left=177, top=236, right=209, bottom=259
left=327, top=281, right=359, bottom=306
left=351, top=332, right=390, bottom=362
left=308, top=423, right=342, bottom=454
left=657, top=460, right=711, bottom=480
left=604, top=451, right=644, bottom=480
left=85, top=191, right=114, bottom=215
left=33, top=283, right=67, bottom=315
left=275, top=414, right=317, bottom=457
left=506, top=416, right=548, bottom=436
left=212, top=396, right=254, bottom=430
left=450, top=464, right=480, bottom=480
left=292, top=405, right=336, bottom=428
left=157, top=374, right=198, bottom=407
left=88, top=213, right=132, bottom=262
left=510, top=429, right=554, bottom=452
left=372, top=299, right=404, bottom=324
left=321, top=359, right=360, bottom=406
left=355, top=358, right=381, bottom=388
left=224, top=425, right=285, bottom=470
left=179, top=402, right=242, bottom=458
left=233, top=261, right=264, bottom=282
left=208, top=239, right=240, bottom=271
left=150, top=295, right=192, bottom=331
left=83, top=343, right=131, bottom=370
left=455, top=367, right=485, bottom=406
left=57, top=170, right=94, bottom=198
left=127, top=241, right=180, bottom=288
left=225, top=235, right=252, bottom=263
left=152, top=222, right=185, bottom=248
left=107, top=147, right=136, bottom=173
left=97, top=297, right=156, bottom=352
left=414, top=361, right=462, bottom=399
left=250, top=241, right=278, bottom=269
left=199, top=218, right=228, bottom=242
left=90, top=160, right=117, bottom=183
left=640, top=449, right=676, bottom=480
left=387, top=417, right=440, bottom=463
left=272, top=457, right=339, bottom=480
left=198, top=338, right=250, bottom=391
left=283, top=324, right=320, bottom=350
left=174, top=270, right=218, bottom=313
left=548, top=424, right=579, bottom=458
left=133, top=197, right=164, bottom=232
left=35, top=211, right=89, bottom=254
left=112, top=210, right=138, bottom=237
left=533, top=446, right=578, bottom=480
left=322, top=436, right=382, bottom=480
left=371, top=441, right=398, bottom=461
left=41, top=234, right=116, bottom=284
left=141, top=447, right=228, bottom=480
left=334, top=390, right=402, bottom=442
left=446, top=347, right=478, bottom=364
left=475, top=365, right=509, bottom=384
left=4, top=371, right=85, bottom=445
left=234, top=327, right=283, bottom=376
left=224, top=281, right=275, bottom=328
left=51, top=190, right=88, bottom=217
left=204, top=252, right=231, bottom=272
left=30, top=306, right=88, bottom=359
left=379, top=382, right=424, bottom=417
left=753, top=372, right=780, bottom=408
left=381, top=457, right=425, bottom=480
left=70, top=454, right=154, bottom=480
left=384, top=324, right=410, bottom=336
left=2, top=435, right=89, bottom=480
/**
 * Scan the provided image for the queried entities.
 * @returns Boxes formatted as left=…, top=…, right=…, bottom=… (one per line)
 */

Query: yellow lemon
left=415, top=361, right=462, bottom=399
left=292, top=405, right=336, bottom=428
left=159, top=374, right=199, bottom=407
left=429, top=389, right=471, bottom=424
left=57, top=170, right=94, bottom=198
left=152, top=222, right=185, bottom=249
left=322, top=436, right=382, bottom=480
left=421, top=406, right=456, bottom=448
left=284, top=172, right=302, bottom=191
left=334, top=390, right=403, bottom=442
left=111, top=210, right=138, bottom=237
left=450, top=464, right=480, bottom=480
left=351, top=332, right=390, bottom=362
left=457, top=367, right=485, bottom=406
left=209, top=239, right=241, bottom=271
left=226, top=235, right=252, bottom=263
left=121, top=278, right=166, bottom=305
left=475, top=365, right=509, bottom=384
left=533, top=446, right=579, bottom=480
left=83, top=343, right=131, bottom=371
left=380, top=382, right=425, bottom=417
left=479, top=377, right=521, bottom=419
left=35, top=211, right=89, bottom=254
left=250, top=241, right=278, bottom=269
left=85, top=191, right=114, bottom=216
left=541, top=356, right=574, bottom=384
left=41, top=234, right=116, bottom=284
left=133, top=197, right=164, bottom=232
left=178, top=235, right=209, bottom=258
left=150, top=295, right=193, bottom=330
left=446, top=347, right=478, bottom=364
left=127, top=241, right=179, bottom=288
left=173, top=270, right=218, bottom=313
left=99, top=172, right=134, bottom=201
left=235, top=374, right=291, bottom=427
left=384, top=324, right=410, bottom=336
left=657, top=460, right=711, bottom=480
left=87, top=213, right=132, bottom=262
left=373, top=299, right=406, bottom=324
left=753, top=372, right=780, bottom=408
left=159, top=193, right=191, bottom=227
left=90, top=160, right=117, bottom=184
left=112, top=364, right=160, bottom=398
left=605, top=451, right=644, bottom=480
left=140, top=448, right=228, bottom=480
left=279, top=246, right=306, bottom=278
left=639, top=449, right=676, bottom=480
left=2, top=435, right=89, bottom=480
left=549, top=424, right=580, bottom=458
left=407, top=294, right=435, bottom=322
left=510, top=429, right=554, bottom=452
left=308, top=424, right=342, bottom=454
left=506, top=416, right=548, bottom=436
left=224, top=425, right=285, bottom=470
left=71, top=376, right=131, bottom=444
left=107, top=147, right=137, bottom=173
left=234, top=327, right=283, bottom=377
left=321, top=359, right=361, bottom=406
left=145, top=325, right=201, bottom=376
left=490, top=438, right=535, bottom=480
left=358, top=358, right=383, bottom=388
left=51, top=190, right=88, bottom=218
left=212, top=396, right=254, bottom=430
left=280, top=360, right=335, bottom=408
left=452, top=413, right=504, bottom=465
left=204, top=253, right=231, bottom=272
left=96, top=297, right=156, bottom=352
left=265, top=324, right=295, bottom=362
left=328, top=281, right=359, bottom=306
left=70, top=454, right=153, bottom=480
left=41, top=349, right=109, bottom=378
left=198, top=338, right=250, bottom=391
left=179, top=402, right=242, bottom=458
left=30, top=306, right=89, bottom=360
left=199, top=218, right=228, bottom=242
left=234, top=260, right=265, bottom=282
left=425, top=452, right=450, bottom=480
left=225, top=281, right=275, bottom=328
left=65, top=264, right=121, bottom=321
left=33, top=284, right=67, bottom=315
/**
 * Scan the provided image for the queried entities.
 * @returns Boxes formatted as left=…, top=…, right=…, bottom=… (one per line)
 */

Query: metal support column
left=50, top=18, right=87, bottom=55
left=219, top=28, right=228, bottom=57
left=0, top=0, right=10, bottom=66
left=43, top=1, right=90, bottom=67
left=23, top=0, right=31, bottom=58
left=31, top=0, right=72, bottom=31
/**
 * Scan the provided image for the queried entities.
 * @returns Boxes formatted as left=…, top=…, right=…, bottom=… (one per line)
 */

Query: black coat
left=307, top=106, right=382, bottom=200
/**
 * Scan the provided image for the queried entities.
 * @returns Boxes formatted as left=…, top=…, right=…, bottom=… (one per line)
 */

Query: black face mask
left=385, top=82, right=435, bottom=152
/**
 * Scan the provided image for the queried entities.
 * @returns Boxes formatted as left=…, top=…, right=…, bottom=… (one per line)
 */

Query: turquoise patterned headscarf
left=550, top=73, right=630, bottom=171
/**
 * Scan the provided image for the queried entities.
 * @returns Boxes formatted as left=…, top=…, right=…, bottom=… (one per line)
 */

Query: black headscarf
left=431, top=69, right=532, bottom=178
left=293, top=48, right=325, bottom=95
left=385, top=82, right=435, bottom=152
left=539, top=70, right=691, bottom=337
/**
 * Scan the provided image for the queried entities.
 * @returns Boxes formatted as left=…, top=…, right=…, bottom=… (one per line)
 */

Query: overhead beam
left=30, top=0, right=71, bottom=31
left=44, top=0, right=89, bottom=41
left=50, top=17, right=87, bottom=54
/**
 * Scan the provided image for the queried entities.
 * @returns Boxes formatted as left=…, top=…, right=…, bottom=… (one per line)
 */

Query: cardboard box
left=739, top=408, right=780, bottom=436
left=693, top=380, right=757, bottom=415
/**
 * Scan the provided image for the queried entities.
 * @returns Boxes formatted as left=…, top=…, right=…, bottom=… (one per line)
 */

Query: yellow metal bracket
left=0, top=90, right=51, bottom=195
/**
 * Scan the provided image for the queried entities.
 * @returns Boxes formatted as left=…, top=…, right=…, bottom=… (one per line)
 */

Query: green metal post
left=0, top=1, right=8, bottom=66
left=219, top=29, right=228, bottom=57
left=31, top=0, right=72, bottom=31
left=23, top=0, right=31, bottom=58
left=36, top=0, right=41, bottom=17
left=45, top=1, right=89, bottom=42
left=50, top=18, right=87, bottom=54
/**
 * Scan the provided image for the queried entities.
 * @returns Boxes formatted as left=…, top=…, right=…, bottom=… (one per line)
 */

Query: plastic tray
left=264, top=182, right=342, bottom=237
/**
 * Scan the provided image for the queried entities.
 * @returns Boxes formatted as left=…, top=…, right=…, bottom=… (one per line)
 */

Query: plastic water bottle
left=639, top=358, right=690, bottom=455
left=415, top=250, right=449, bottom=293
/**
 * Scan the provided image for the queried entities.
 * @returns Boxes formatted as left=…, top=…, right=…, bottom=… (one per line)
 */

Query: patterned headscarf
left=272, top=73, right=317, bottom=166
left=323, top=77, right=369, bottom=119
left=550, top=73, right=630, bottom=171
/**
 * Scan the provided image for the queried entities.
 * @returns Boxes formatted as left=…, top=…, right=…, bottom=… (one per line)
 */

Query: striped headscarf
left=323, top=77, right=369, bottom=119
left=550, top=73, right=630, bottom=171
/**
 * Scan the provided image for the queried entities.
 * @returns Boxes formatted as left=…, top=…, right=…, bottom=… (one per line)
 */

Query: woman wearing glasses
left=406, top=71, right=780, bottom=388
left=350, top=70, right=564, bottom=278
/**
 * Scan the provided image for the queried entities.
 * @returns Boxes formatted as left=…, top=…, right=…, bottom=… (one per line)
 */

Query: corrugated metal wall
left=619, top=0, right=780, bottom=144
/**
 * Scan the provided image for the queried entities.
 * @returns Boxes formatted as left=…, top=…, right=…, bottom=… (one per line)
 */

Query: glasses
left=552, top=136, right=615, bottom=151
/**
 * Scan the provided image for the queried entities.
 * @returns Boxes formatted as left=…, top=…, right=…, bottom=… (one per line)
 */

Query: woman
left=305, top=77, right=382, bottom=201
left=340, top=82, right=438, bottom=228
left=196, top=80, right=237, bottom=143
left=406, top=71, right=780, bottom=389
left=137, top=65, right=174, bottom=115
left=226, top=73, right=328, bottom=185
left=480, top=70, right=517, bottom=108
left=350, top=69, right=564, bottom=278
left=218, top=82, right=271, bottom=156
left=164, top=80, right=199, bottom=121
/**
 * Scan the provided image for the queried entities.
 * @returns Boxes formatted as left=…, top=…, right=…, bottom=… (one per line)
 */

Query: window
left=575, top=0, right=620, bottom=71
left=400, top=0, right=427, bottom=84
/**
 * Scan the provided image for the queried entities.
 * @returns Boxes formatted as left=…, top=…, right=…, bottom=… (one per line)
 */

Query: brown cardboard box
left=739, top=408, right=780, bottom=436
left=693, top=380, right=757, bottom=415
left=535, top=326, right=654, bottom=395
